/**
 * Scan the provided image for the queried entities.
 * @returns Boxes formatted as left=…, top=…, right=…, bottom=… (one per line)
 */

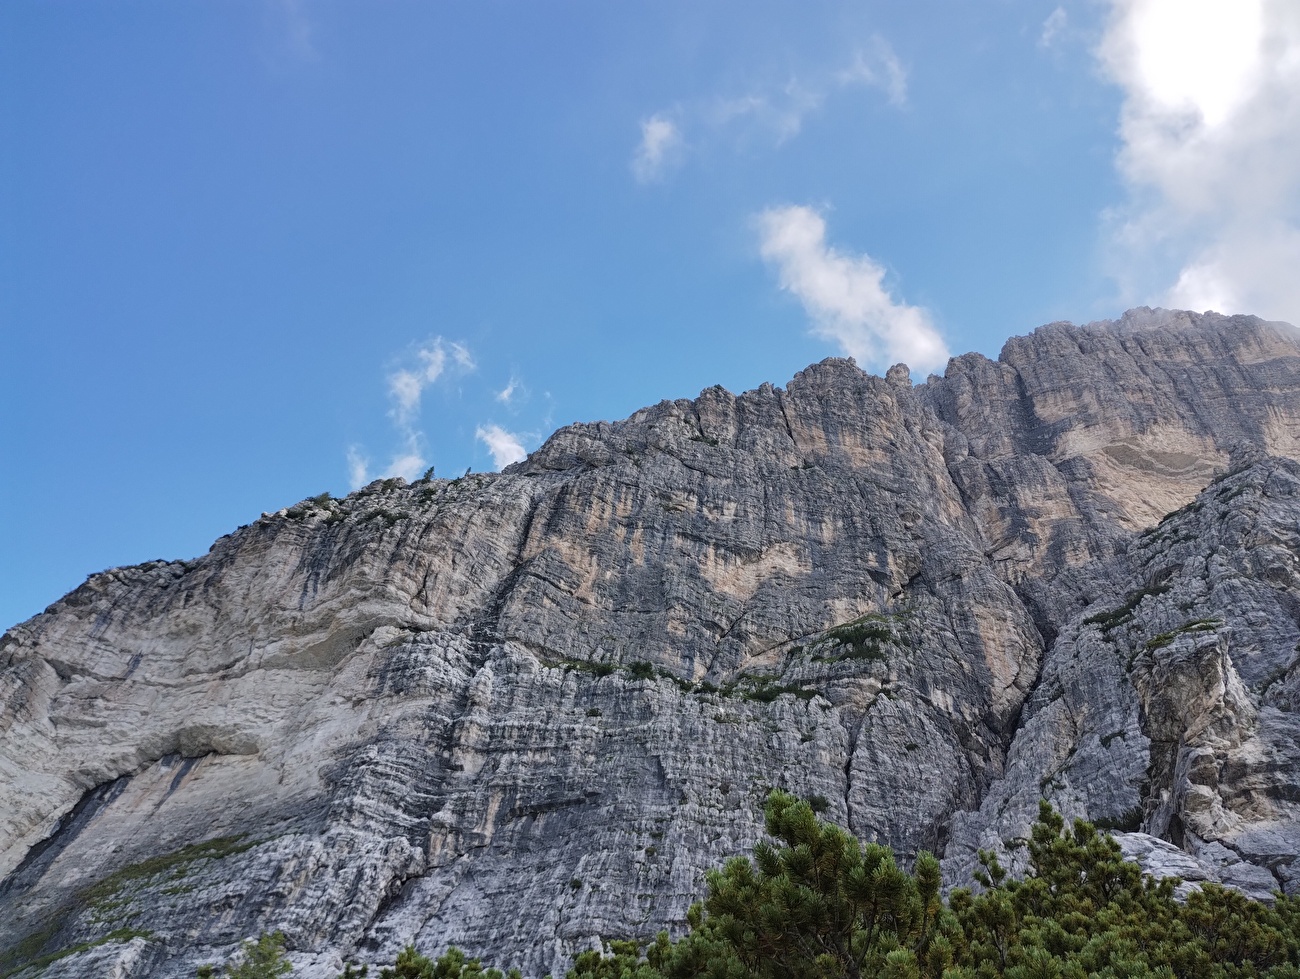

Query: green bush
left=197, top=931, right=292, bottom=978
left=627, top=661, right=656, bottom=681
left=375, top=945, right=520, bottom=979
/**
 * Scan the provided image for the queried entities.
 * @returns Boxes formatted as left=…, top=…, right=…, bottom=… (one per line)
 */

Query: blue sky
left=3, top=1, right=1298, bottom=630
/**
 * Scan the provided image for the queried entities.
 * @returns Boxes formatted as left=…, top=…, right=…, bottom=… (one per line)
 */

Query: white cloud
left=632, top=38, right=908, bottom=180
left=449, top=341, right=475, bottom=370
left=838, top=35, right=908, bottom=106
left=717, top=40, right=906, bottom=142
left=1040, top=7, right=1069, bottom=49
left=386, top=443, right=426, bottom=483
left=710, top=85, right=824, bottom=144
left=1166, top=222, right=1300, bottom=315
left=496, top=376, right=520, bottom=404
left=632, top=115, right=684, bottom=183
left=476, top=424, right=528, bottom=470
left=387, top=340, right=449, bottom=426
left=1097, top=0, right=1300, bottom=322
left=346, top=446, right=370, bottom=491
left=347, top=337, right=474, bottom=487
left=757, top=205, right=949, bottom=374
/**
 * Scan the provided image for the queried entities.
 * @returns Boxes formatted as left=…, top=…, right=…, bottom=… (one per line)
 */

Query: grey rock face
left=2, top=308, right=1299, bottom=977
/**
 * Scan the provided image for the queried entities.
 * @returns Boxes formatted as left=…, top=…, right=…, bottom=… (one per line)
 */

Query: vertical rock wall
left=1, top=308, right=1298, bottom=977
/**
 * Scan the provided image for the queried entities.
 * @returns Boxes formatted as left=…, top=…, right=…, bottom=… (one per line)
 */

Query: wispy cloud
left=388, top=341, right=448, bottom=426
left=1039, top=7, right=1069, bottom=49
left=449, top=341, right=475, bottom=370
left=756, top=205, right=949, bottom=375
left=262, top=0, right=319, bottom=65
left=631, top=38, right=908, bottom=180
left=708, top=85, right=824, bottom=145
left=476, top=424, right=528, bottom=469
left=348, top=337, right=475, bottom=489
left=837, top=35, right=908, bottom=107
left=1097, top=0, right=1300, bottom=321
left=496, top=376, right=521, bottom=404
left=346, top=446, right=370, bottom=491
left=632, top=114, right=685, bottom=183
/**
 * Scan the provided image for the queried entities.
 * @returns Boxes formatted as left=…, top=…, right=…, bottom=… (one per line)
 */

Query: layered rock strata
left=1, top=308, right=1298, bottom=978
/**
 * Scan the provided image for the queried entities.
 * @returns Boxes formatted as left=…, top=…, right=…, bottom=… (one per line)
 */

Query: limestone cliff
left=2, top=308, right=1299, bottom=978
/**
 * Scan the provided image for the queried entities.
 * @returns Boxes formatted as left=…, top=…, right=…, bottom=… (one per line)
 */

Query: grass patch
left=359, top=477, right=404, bottom=494
left=1144, top=618, right=1223, bottom=652
left=555, top=657, right=695, bottom=691
left=1083, top=580, right=1174, bottom=634
left=734, top=677, right=819, bottom=704
left=0, top=928, right=153, bottom=978
left=808, top=615, right=900, bottom=664
left=0, top=924, right=60, bottom=978
left=284, top=493, right=335, bottom=520
left=361, top=507, right=404, bottom=528
left=555, top=658, right=617, bottom=678
left=78, top=835, right=255, bottom=907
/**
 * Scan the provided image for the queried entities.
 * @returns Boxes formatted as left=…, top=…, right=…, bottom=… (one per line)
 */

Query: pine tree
left=570, top=791, right=951, bottom=979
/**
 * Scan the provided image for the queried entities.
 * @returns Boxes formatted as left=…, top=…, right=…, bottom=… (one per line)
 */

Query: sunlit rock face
left=2, top=308, right=1299, bottom=978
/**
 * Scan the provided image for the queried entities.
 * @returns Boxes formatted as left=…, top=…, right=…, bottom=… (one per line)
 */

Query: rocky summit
left=3, top=307, right=1300, bottom=978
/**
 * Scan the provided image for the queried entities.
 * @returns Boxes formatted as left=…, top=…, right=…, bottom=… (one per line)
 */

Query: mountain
left=3, top=307, right=1299, bottom=978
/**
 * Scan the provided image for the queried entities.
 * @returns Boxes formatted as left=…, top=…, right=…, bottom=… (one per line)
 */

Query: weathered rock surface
left=2, top=307, right=1299, bottom=977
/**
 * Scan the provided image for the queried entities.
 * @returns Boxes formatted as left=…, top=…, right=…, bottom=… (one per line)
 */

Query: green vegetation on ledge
left=80, top=834, right=256, bottom=907
left=0, top=927, right=153, bottom=978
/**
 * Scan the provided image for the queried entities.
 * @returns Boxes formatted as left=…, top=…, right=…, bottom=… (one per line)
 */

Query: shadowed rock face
left=2, top=307, right=1299, bottom=978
